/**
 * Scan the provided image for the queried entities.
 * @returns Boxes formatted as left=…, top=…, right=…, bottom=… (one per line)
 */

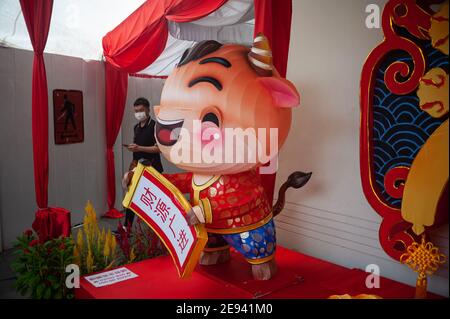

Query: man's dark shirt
left=133, top=117, right=163, bottom=172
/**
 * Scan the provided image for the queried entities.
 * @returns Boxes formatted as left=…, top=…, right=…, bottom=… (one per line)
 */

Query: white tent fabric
left=137, top=34, right=197, bottom=77
left=139, top=0, right=254, bottom=76
left=168, top=0, right=254, bottom=44
left=0, top=0, right=146, bottom=61
left=0, top=0, right=254, bottom=76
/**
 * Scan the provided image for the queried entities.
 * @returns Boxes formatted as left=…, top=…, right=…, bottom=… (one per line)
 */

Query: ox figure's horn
left=248, top=33, right=273, bottom=76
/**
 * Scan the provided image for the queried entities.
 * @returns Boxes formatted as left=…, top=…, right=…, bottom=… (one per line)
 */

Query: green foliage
left=11, top=202, right=167, bottom=299
left=12, top=231, right=75, bottom=299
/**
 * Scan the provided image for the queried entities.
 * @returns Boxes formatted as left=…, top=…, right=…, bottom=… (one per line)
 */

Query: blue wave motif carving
left=371, top=27, right=448, bottom=208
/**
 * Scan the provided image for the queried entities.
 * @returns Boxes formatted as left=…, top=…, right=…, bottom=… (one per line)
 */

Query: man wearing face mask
left=122, top=97, right=163, bottom=227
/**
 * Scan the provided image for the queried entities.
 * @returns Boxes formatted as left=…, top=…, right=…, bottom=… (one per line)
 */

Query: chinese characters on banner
left=123, top=165, right=207, bottom=278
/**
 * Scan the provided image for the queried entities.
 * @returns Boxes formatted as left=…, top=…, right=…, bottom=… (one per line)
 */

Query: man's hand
left=127, top=144, right=160, bottom=153
left=121, top=171, right=134, bottom=190
left=121, top=172, right=130, bottom=189
left=127, top=143, right=140, bottom=152
left=186, top=205, right=205, bottom=226
left=152, top=144, right=160, bottom=154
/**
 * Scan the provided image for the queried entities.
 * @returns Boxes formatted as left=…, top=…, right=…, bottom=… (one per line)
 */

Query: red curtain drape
left=254, top=0, right=293, bottom=204
left=20, top=0, right=71, bottom=241
left=104, top=63, right=128, bottom=218
left=102, top=0, right=227, bottom=218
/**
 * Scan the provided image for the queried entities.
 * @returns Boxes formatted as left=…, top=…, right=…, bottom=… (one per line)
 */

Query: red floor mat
left=196, top=249, right=305, bottom=298
left=76, top=246, right=444, bottom=299
left=76, top=255, right=251, bottom=299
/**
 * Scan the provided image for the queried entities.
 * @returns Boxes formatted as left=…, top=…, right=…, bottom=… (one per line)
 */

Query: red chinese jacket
left=163, top=169, right=272, bottom=234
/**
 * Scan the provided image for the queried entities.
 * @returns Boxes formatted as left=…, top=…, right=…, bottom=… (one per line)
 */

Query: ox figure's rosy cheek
left=201, top=122, right=222, bottom=146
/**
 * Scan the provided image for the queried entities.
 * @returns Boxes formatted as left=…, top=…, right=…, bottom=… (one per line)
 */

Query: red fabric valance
left=19, top=0, right=71, bottom=240
left=103, top=0, right=227, bottom=73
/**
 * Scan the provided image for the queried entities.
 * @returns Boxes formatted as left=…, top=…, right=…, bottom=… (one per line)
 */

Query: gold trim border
left=206, top=213, right=273, bottom=234
left=200, top=198, right=213, bottom=224
left=192, top=175, right=221, bottom=205
left=246, top=254, right=275, bottom=265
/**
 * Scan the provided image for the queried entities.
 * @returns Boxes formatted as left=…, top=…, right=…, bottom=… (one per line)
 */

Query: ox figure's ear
left=257, top=77, right=300, bottom=108
left=249, top=33, right=300, bottom=108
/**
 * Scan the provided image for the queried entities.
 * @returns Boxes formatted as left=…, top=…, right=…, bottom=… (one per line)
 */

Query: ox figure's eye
left=201, top=112, right=220, bottom=127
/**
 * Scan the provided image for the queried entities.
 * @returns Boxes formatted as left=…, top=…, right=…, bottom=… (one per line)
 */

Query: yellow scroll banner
left=123, top=163, right=207, bottom=279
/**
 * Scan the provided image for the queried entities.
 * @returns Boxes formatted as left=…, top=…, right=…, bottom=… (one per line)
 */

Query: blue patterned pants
left=205, top=219, right=276, bottom=264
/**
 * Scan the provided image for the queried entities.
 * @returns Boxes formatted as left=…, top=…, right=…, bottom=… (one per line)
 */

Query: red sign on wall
left=53, top=89, right=84, bottom=144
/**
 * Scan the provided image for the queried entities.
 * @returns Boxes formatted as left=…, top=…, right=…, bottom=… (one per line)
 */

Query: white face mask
left=134, top=111, right=147, bottom=122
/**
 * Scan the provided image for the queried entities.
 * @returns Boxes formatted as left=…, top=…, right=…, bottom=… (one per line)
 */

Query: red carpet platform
left=76, top=246, right=443, bottom=299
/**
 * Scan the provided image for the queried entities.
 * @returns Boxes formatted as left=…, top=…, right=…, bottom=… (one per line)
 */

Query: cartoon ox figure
left=153, top=34, right=311, bottom=280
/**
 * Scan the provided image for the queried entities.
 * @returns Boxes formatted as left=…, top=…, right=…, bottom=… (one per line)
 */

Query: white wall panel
left=276, top=0, right=449, bottom=297
left=0, top=47, right=108, bottom=248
